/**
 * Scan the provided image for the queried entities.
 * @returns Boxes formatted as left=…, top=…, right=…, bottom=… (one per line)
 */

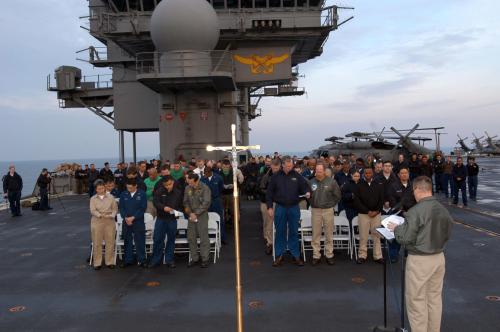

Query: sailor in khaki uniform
left=89, top=180, right=118, bottom=269
left=388, top=176, right=452, bottom=332
left=183, top=172, right=212, bottom=268
left=309, top=163, right=341, bottom=265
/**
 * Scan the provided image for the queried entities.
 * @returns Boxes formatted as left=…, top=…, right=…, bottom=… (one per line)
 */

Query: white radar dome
left=150, top=0, right=220, bottom=52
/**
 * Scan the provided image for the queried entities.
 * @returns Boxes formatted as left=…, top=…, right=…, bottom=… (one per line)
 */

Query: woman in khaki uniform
left=90, top=180, right=118, bottom=270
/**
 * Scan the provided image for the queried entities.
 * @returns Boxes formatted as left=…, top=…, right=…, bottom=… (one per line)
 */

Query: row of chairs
left=90, top=212, right=222, bottom=266
left=272, top=209, right=379, bottom=262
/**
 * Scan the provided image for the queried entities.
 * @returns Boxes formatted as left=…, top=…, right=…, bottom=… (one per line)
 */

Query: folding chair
left=89, top=241, right=102, bottom=266
left=174, top=217, right=190, bottom=261
left=208, top=212, right=222, bottom=255
left=207, top=216, right=220, bottom=263
left=333, top=215, right=352, bottom=259
left=272, top=221, right=276, bottom=261
left=299, top=209, right=315, bottom=262
left=144, top=213, right=155, bottom=256
left=190, top=217, right=219, bottom=264
left=114, top=219, right=124, bottom=265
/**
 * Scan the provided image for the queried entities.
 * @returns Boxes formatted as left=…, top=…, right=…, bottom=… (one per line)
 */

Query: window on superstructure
left=110, top=0, right=127, bottom=12
left=283, top=0, right=294, bottom=7
left=255, top=0, right=267, bottom=8
left=128, top=0, right=140, bottom=10
left=297, top=0, right=307, bottom=7
left=143, top=0, right=155, bottom=11
left=213, top=0, right=226, bottom=9
left=269, top=0, right=281, bottom=7
left=227, top=0, right=239, bottom=8
left=309, top=0, right=321, bottom=7
left=241, top=0, right=253, bottom=8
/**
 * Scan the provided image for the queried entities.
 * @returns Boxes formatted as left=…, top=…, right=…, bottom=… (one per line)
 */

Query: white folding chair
left=191, top=216, right=219, bottom=264
left=272, top=221, right=276, bottom=261
left=114, top=219, right=124, bottom=264
left=338, top=209, right=347, bottom=218
left=208, top=212, right=222, bottom=255
left=144, top=213, right=155, bottom=256
left=333, top=215, right=352, bottom=259
left=207, top=216, right=220, bottom=263
left=174, top=217, right=190, bottom=260
left=299, top=209, right=315, bottom=262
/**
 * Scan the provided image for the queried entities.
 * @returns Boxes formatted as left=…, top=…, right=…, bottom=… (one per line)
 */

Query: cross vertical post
left=207, top=124, right=260, bottom=332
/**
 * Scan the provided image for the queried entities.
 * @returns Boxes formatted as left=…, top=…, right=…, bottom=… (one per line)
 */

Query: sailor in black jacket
left=452, top=157, right=468, bottom=206
left=374, top=161, right=399, bottom=213
left=353, top=167, right=384, bottom=264
left=408, top=154, right=421, bottom=180
left=385, top=167, right=416, bottom=262
left=266, top=157, right=310, bottom=266
left=149, top=176, right=184, bottom=268
left=466, top=157, right=479, bottom=201
left=37, top=168, right=52, bottom=211
left=2, top=165, right=23, bottom=217
left=387, top=168, right=416, bottom=214
left=341, top=172, right=361, bottom=222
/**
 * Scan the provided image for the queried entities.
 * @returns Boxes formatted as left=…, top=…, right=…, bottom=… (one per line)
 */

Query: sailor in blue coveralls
left=119, top=178, right=147, bottom=268
left=201, top=167, right=226, bottom=243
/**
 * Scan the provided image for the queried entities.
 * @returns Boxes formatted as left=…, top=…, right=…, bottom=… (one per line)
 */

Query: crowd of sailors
left=2, top=152, right=467, bottom=332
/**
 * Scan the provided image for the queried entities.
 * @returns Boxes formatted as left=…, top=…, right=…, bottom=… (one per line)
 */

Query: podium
left=373, top=228, right=407, bottom=332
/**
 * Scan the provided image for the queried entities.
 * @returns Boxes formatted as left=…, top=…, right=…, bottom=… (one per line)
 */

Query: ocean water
left=0, top=157, right=151, bottom=201
left=0, top=152, right=310, bottom=202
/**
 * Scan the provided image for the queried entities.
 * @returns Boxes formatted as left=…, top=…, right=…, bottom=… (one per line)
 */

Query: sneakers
left=326, top=257, right=335, bottom=265
left=356, top=258, right=366, bottom=264
left=200, top=261, right=209, bottom=268
left=312, top=258, right=321, bottom=266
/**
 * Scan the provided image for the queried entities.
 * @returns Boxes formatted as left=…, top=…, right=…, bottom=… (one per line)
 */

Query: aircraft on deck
left=456, top=134, right=473, bottom=154
left=311, top=124, right=442, bottom=161
left=455, top=133, right=500, bottom=156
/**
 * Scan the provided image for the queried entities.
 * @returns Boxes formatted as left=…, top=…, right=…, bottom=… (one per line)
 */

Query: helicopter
left=471, top=133, right=486, bottom=153
left=456, top=134, right=473, bottom=154
left=456, top=132, right=500, bottom=156
left=484, top=131, right=500, bottom=152
left=311, top=124, right=441, bottom=161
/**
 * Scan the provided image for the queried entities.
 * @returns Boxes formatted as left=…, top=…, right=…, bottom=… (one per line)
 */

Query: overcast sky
left=1, top=0, right=499, bottom=161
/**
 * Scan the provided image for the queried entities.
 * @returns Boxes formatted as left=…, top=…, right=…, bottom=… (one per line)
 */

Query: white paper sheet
left=170, top=210, right=183, bottom=217
left=381, top=215, right=405, bottom=229
left=376, top=227, right=395, bottom=240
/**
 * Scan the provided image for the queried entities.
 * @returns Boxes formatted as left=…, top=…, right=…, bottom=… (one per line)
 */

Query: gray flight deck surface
left=1, top=189, right=500, bottom=331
